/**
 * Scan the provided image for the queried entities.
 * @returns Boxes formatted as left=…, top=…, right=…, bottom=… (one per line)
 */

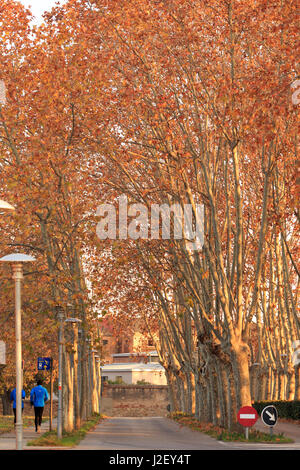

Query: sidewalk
left=0, top=417, right=67, bottom=451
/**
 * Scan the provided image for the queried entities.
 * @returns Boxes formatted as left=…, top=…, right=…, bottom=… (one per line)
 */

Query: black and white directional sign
left=261, top=405, right=278, bottom=427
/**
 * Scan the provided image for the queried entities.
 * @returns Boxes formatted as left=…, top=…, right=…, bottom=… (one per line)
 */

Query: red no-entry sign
left=237, top=406, right=258, bottom=427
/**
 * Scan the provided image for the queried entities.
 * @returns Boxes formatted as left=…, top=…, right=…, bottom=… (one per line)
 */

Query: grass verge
left=26, top=413, right=106, bottom=448
left=0, top=415, right=35, bottom=434
left=170, top=412, right=293, bottom=443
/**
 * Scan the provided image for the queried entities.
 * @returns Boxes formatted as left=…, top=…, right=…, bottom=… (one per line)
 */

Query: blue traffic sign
left=37, top=357, right=52, bottom=371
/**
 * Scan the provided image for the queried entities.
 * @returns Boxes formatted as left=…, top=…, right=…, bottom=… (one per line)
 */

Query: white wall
left=102, top=370, right=133, bottom=384
left=132, top=370, right=167, bottom=385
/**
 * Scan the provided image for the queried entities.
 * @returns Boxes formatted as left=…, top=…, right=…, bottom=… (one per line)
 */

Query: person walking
left=30, top=379, right=49, bottom=433
left=10, top=388, right=25, bottom=425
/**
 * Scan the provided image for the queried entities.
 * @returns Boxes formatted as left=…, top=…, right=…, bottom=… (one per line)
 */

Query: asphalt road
left=74, top=417, right=300, bottom=451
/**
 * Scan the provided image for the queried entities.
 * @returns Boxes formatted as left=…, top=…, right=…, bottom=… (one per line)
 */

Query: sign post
left=37, top=357, right=51, bottom=371
left=48, top=358, right=54, bottom=431
left=237, top=405, right=259, bottom=440
left=37, top=357, right=53, bottom=431
left=261, top=405, right=278, bottom=437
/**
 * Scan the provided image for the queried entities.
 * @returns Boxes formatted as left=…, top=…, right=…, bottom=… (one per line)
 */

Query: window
left=124, top=339, right=129, bottom=353
left=150, top=355, right=159, bottom=363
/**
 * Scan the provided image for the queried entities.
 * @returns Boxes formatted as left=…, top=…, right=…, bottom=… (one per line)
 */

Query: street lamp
left=56, top=305, right=65, bottom=440
left=0, top=200, right=15, bottom=415
left=0, top=252, right=36, bottom=450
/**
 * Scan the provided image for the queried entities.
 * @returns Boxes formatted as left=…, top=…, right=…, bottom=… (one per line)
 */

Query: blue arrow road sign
left=37, top=357, right=52, bottom=371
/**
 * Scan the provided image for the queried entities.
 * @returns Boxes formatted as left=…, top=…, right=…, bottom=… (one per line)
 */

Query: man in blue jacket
left=10, top=388, right=26, bottom=424
left=30, top=379, right=49, bottom=432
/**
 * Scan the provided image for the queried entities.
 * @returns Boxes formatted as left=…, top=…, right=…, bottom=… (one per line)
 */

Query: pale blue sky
left=18, top=0, right=67, bottom=23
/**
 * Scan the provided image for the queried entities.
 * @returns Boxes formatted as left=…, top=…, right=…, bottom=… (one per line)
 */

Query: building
left=101, top=350, right=167, bottom=385
left=99, top=317, right=159, bottom=364
left=99, top=317, right=166, bottom=385
left=112, top=351, right=160, bottom=364
left=101, top=362, right=167, bottom=386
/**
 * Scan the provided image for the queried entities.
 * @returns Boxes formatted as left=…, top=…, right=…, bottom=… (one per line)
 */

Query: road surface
left=74, top=417, right=299, bottom=451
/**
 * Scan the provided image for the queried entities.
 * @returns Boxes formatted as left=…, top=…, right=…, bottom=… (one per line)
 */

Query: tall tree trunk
left=91, top=352, right=99, bottom=414
left=225, top=365, right=237, bottom=431
left=294, top=366, right=300, bottom=400
left=0, top=388, right=11, bottom=416
left=231, top=340, right=252, bottom=410
left=73, top=325, right=80, bottom=429
left=64, top=348, right=74, bottom=432
left=79, top=337, right=88, bottom=422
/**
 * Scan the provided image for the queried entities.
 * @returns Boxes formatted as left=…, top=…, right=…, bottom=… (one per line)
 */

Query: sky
left=18, top=0, right=67, bottom=23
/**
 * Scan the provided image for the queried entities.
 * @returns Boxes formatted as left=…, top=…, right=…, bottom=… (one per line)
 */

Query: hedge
left=253, top=401, right=300, bottom=420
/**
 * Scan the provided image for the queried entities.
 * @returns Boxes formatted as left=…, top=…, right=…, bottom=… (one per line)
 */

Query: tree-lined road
left=74, top=417, right=300, bottom=451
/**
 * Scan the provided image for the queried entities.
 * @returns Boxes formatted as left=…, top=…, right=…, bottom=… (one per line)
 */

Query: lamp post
left=0, top=200, right=15, bottom=414
left=56, top=305, right=65, bottom=440
left=0, top=253, right=35, bottom=450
